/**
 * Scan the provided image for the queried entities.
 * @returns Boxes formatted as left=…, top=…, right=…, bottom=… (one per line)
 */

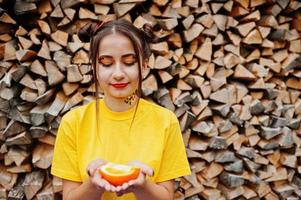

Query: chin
left=110, top=93, right=131, bottom=99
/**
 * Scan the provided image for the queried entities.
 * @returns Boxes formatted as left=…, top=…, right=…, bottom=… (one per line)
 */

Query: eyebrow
left=98, top=53, right=136, bottom=58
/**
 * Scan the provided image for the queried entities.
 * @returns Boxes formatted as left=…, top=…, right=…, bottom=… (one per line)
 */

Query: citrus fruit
left=99, top=163, right=140, bottom=186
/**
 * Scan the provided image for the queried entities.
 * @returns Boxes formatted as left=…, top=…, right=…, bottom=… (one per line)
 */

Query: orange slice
left=99, top=163, right=140, bottom=186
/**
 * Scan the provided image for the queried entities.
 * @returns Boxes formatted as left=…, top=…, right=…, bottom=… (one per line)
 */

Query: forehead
left=98, top=33, right=135, bottom=55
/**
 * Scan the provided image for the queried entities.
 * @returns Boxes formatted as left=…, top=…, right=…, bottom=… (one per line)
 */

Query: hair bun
left=141, top=23, right=159, bottom=43
left=78, top=22, right=98, bottom=42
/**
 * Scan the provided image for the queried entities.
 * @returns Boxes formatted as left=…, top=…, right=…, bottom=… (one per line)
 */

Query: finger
left=116, top=186, right=122, bottom=192
left=99, top=181, right=105, bottom=188
left=128, top=180, right=134, bottom=186
left=128, top=161, right=154, bottom=177
left=137, top=165, right=153, bottom=177
left=102, top=178, right=117, bottom=192
left=94, top=173, right=110, bottom=189
left=141, top=167, right=154, bottom=177
left=93, top=174, right=105, bottom=188
left=110, top=186, right=116, bottom=192
left=104, top=182, right=111, bottom=191
left=87, top=159, right=106, bottom=176
left=121, top=182, right=129, bottom=190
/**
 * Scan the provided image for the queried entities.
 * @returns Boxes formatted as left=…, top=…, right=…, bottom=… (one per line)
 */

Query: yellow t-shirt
left=51, top=98, right=191, bottom=200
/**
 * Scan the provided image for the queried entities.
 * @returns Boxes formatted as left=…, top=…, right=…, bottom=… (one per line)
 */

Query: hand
left=86, top=159, right=118, bottom=193
left=115, top=161, right=154, bottom=196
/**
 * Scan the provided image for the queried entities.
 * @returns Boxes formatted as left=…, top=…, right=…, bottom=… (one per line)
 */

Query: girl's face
left=97, top=33, right=141, bottom=101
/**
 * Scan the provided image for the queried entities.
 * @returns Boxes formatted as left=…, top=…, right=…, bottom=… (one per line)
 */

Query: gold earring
left=124, top=90, right=137, bottom=105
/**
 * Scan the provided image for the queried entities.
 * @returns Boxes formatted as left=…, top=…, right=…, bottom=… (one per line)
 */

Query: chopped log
left=38, top=133, right=56, bottom=146
left=45, top=61, right=65, bottom=86
left=202, top=162, right=224, bottom=180
left=213, top=14, right=227, bottom=31
left=209, top=87, right=234, bottom=104
left=195, top=37, right=212, bottom=62
left=154, top=56, right=172, bottom=69
left=50, top=4, right=64, bottom=18
left=16, top=50, right=37, bottom=62
left=35, top=88, right=56, bottom=105
left=200, top=188, right=222, bottom=200
left=20, top=74, right=37, bottom=90
left=142, top=74, right=158, bottom=96
left=50, top=30, right=68, bottom=47
left=153, top=89, right=174, bottom=111
left=94, top=4, right=110, bottom=15
left=242, top=29, right=263, bottom=44
left=52, top=176, right=63, bottom=193
left=67, top=64, right=83, bottom=83
left=0, top=165, right=18, bottom=190
left=188, top=135, right=208, bottom=151
left=183, top=23, right=204, bottom=42
left=62, top=82, right=79, bottom=96
left=234, top=64, right=256, bottom=80
left=30, top=60, right=47, bottom=77
left=32, top=143, right=53, bottom=169
left=53, top=51, right=71, bottom=71
left=209, top=136, right=227, bottom=150
left=62, top=92, right=84, bottom=113
left=219, top=172, right=244, bottom=188
left=49, top=41, right=63, bottom=51
left=79, top=7, right=98, bottom=20
left=14, top=0, right=37, bottom=15
left=30, top=126, right=48, bottom=138
left=30, top=103, right=51, bottom=126
left=215, top=150, right=236, bottom=163
left=6, top=131, right=32, bottom=146
left=113, top=3, right=136, bottom=17
left=237, top=22, right=256, bottom=37
left=37, top=20, right=51, bottom=35
left=18, top=36, right=33, bottom=50
left=150, top=42, right=169, bottom=55
left=22, top=170, right=45, bottom=200
left=210, top=76, right=226, bottom=92
left=182, top=15, right=194, bottom=30
left=37, top=40, right=51, bottom=60
left=260, top=126, right=281, bottom=140
left=20, top=87, right=38, bottom=102
left=45, top=91, right=68, bottom=122
left=36, top=181, right=54, bottom=200
left=72, top=49, right=90, bottom=64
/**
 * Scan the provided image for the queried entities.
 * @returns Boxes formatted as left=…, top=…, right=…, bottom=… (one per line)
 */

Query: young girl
left=51, top=19, right=191, bottom=200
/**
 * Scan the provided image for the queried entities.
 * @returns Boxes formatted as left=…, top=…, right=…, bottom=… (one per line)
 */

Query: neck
left=103, top=96, right=139, bottom=112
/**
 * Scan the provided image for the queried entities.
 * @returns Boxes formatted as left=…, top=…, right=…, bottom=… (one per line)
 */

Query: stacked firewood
left=0, top=0, right=300, bottom=199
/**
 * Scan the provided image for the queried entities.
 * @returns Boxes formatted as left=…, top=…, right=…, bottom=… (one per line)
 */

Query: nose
left=112, top=62, right=125, bottom=80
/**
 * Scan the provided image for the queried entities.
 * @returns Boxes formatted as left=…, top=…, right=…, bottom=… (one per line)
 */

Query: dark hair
left=78, top=18, right=157, bottom=135
left=78, top=19, right=156, bottom=99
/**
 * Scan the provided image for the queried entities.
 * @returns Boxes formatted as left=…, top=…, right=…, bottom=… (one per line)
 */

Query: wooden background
left=0, top=0, right=301, bottom=199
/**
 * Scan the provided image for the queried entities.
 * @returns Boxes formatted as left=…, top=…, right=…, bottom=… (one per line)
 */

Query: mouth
left=111, top=83, right=129, bottom=88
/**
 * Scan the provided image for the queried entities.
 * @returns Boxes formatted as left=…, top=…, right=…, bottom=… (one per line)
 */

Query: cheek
left=96, top=67, right=109, bottom=82
left=128, top=65, right=140, bottom=79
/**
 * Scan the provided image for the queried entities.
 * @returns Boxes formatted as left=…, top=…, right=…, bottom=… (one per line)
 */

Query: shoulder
left=139, top=98, right=178, bottom=124
left=61, top=100, right=96, bottom=124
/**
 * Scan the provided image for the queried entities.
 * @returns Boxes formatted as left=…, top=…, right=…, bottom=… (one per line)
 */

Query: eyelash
left=99, top=60, right=136, bottom=67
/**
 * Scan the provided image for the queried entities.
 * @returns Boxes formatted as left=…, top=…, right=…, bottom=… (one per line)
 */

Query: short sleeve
left=155, top=112, right=191, bottom=182
left=51, top=112, right=82, bottom=182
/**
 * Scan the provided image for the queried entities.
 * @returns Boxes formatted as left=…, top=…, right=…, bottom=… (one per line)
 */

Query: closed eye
left=122, top=54, right=137, bottom=66
left=98, top=56, right=113, bottom=67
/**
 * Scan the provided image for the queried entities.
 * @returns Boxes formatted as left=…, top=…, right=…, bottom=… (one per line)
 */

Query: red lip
left=111, top=83, right=129, bottom=88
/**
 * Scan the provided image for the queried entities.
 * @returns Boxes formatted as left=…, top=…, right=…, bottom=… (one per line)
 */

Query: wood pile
left=0, top=0, right=300, bottom=199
